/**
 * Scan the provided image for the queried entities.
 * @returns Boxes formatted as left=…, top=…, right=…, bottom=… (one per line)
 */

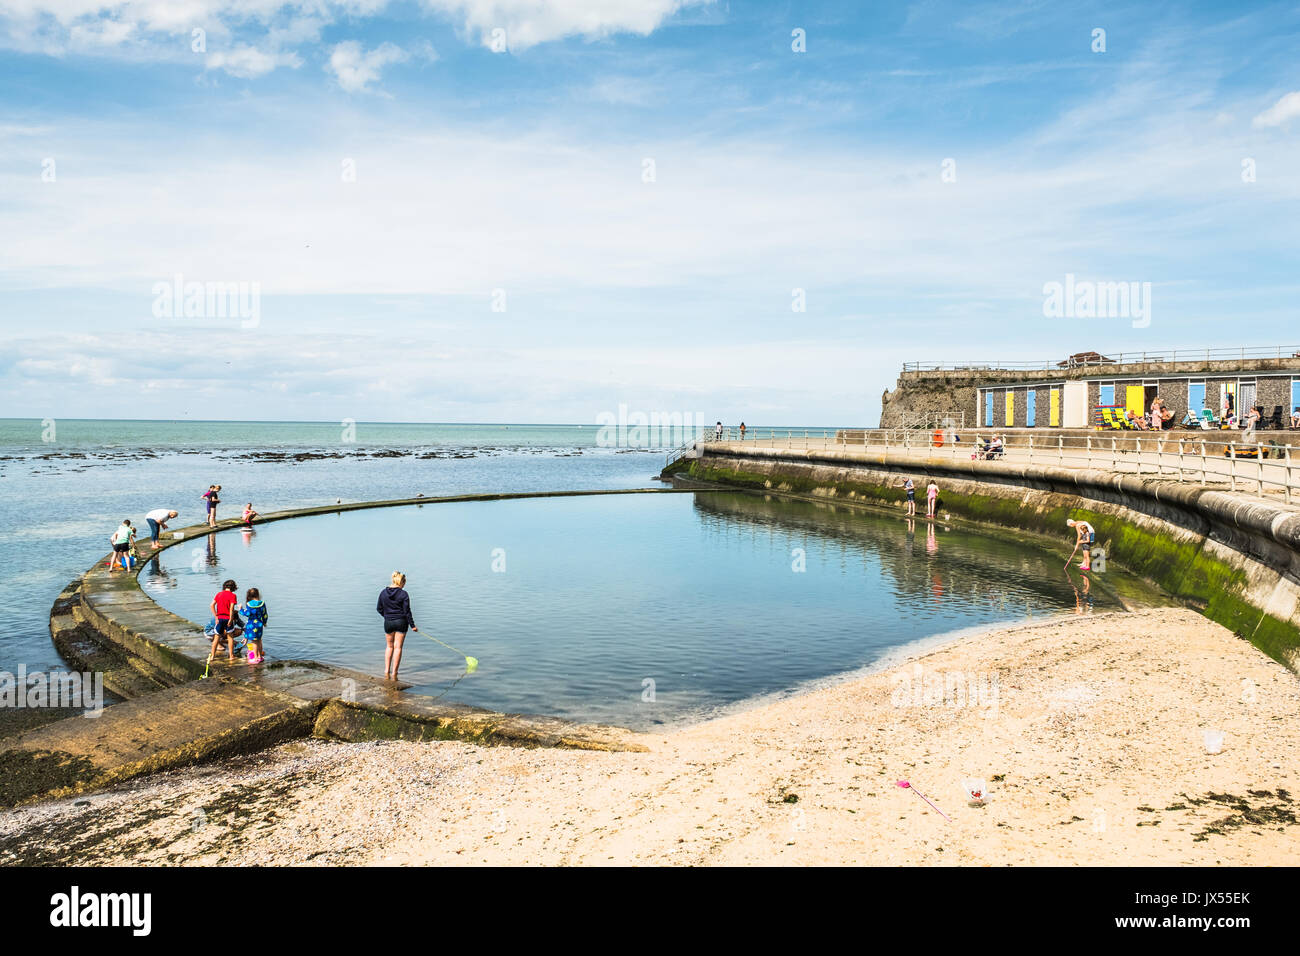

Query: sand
left=2, top=608, right=1297, bottom=866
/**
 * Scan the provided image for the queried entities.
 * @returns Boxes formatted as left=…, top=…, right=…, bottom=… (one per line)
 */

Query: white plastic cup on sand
left=172, top=531, right=185, bottom=538
left=962, top=778, right=987, bottom=805
left=1203, top=729, right=1225, bottom=754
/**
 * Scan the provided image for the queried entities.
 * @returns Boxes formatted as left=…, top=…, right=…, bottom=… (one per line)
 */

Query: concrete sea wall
left=666, top=444, right=1300, bottom=671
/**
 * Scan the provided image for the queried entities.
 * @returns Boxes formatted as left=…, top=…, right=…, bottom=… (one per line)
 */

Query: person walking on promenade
left=715, top=421, right=724, bottom=442
left=144, top=508, right=178, bottom=549
left=903, top=477, right=916, bottom=516
left=202, top=484, right=222, bottom=527
left=739, top=421, right=746, bottom=440
left=1066, top=518, right=1096, bottom=572
left=926, top=479, right=939, bottom=518
left=377, top=571, right=418, bottom=681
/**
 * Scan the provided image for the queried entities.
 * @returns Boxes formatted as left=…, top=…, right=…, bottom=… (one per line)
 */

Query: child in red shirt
left=209, top=579, right=240, bottom=662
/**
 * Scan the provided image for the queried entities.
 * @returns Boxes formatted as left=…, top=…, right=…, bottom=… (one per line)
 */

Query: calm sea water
left=146, top=491, right=1119, bottom=729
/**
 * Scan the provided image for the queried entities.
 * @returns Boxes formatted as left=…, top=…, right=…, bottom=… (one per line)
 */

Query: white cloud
left=5, top=93, right=1297, bottom=309
left=207, top=43, right=301, bottom=77
left=0, top=0, right=703, bottom=67
left=421, top=0, right=707, bottom=51
left=67, top=15, right=134, bottom=47
left=0, top=2, right=353, bottom=72
left=1252, top=91, right=1300, bottom=128
left=326, top=40, right=408, bottom=91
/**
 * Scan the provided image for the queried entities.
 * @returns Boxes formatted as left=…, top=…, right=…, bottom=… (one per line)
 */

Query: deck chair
left=1264, top=405, right=1283, bottom=430
left=1099, top=407, right=1123, bottom=429
left=1198, top=408, right=1218, bottom=429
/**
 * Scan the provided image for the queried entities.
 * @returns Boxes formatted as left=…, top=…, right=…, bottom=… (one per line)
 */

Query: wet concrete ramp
left=0, top=680, right=315, bottom=808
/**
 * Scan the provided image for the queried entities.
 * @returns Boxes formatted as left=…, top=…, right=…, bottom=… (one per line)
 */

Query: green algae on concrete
left=0, top=748, right=99, bottom=808
left=0, top=679, right=318, bottom=808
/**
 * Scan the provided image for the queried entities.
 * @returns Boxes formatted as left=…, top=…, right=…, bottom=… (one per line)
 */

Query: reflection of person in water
left=206, top=534, right=218, bottom=567
left=905, top=517, right=916, bottom=554
left=143, top=554, right=174, bottom=589
left=926, top=522, right=937, bottom=555
left=1068, top=570, right=1093, bottom=614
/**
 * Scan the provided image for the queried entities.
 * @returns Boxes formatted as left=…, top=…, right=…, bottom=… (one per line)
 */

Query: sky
left=1, top=0, right=1298, bottom=425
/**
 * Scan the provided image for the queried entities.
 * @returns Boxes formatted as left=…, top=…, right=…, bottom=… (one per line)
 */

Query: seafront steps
left=665, top=437, right=1300, bottom=672
left=5, top=493, right=664, bottom=809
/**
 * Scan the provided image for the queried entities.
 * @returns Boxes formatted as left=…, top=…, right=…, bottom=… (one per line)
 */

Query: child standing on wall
left=108, top=519, right=135, bottom=572
left=209, top=579, right=240, bottom=662
left=926, top=479, right=939, bottom=517
left=903, top=477, right=916, bottom=516
left=241, top=587, right=268, bottom=664
left=202, top=485, right=221, bottom=528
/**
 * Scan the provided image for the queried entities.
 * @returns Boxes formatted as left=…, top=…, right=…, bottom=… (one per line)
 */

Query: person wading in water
left=1066, top=518, right=1096, bottom=572
left=377, top=571, right=418, bottom=680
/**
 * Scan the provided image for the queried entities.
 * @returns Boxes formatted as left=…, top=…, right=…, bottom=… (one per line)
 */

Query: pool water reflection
left=143, top=490, right=1122, bottom=729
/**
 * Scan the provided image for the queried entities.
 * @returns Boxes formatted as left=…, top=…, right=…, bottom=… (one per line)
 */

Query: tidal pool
left=144, top=490, right=1122, bottom=729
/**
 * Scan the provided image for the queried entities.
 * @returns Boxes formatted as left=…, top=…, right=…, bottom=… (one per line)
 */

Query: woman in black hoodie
left=377, top=571, right=418, bottom=680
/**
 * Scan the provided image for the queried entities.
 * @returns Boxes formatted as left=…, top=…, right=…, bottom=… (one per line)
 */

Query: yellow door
left=1005, top=392, right=1015, bottom=426
left=1125, top=385, right=1145, bottom=419
left=1049, top=388, right=1060, bottom=427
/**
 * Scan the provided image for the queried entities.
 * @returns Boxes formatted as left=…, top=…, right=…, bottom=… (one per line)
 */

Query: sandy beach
left=2, top=607, right=1296, bottom=866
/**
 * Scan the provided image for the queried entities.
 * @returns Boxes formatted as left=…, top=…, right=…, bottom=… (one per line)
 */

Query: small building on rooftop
left=879, top=346, right=1300, bottom=430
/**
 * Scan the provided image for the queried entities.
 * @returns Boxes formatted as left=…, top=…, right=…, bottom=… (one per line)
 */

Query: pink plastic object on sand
left=897, top=779, right=952, bottom=822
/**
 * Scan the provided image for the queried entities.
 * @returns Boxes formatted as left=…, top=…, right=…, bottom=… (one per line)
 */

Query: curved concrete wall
left=669, top=444, right=1300, bottom=671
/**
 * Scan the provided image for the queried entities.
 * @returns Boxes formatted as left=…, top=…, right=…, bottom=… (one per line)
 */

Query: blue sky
left=1, top=0, right=1298, bottom=424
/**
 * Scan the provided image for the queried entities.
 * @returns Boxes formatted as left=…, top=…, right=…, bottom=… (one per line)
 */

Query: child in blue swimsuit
left=241, top=587, right=268, bottom=663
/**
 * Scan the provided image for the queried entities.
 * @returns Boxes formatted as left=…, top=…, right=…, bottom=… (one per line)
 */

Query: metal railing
left=901, top=410, right=966, bottom=430
left=902, top=345, right=1300, bottom=373
left=685, top=428, right=1300, bottom=502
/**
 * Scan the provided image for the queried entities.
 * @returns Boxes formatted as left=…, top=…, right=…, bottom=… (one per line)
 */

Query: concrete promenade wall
left=667, top=443, right=1300, bottom=672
